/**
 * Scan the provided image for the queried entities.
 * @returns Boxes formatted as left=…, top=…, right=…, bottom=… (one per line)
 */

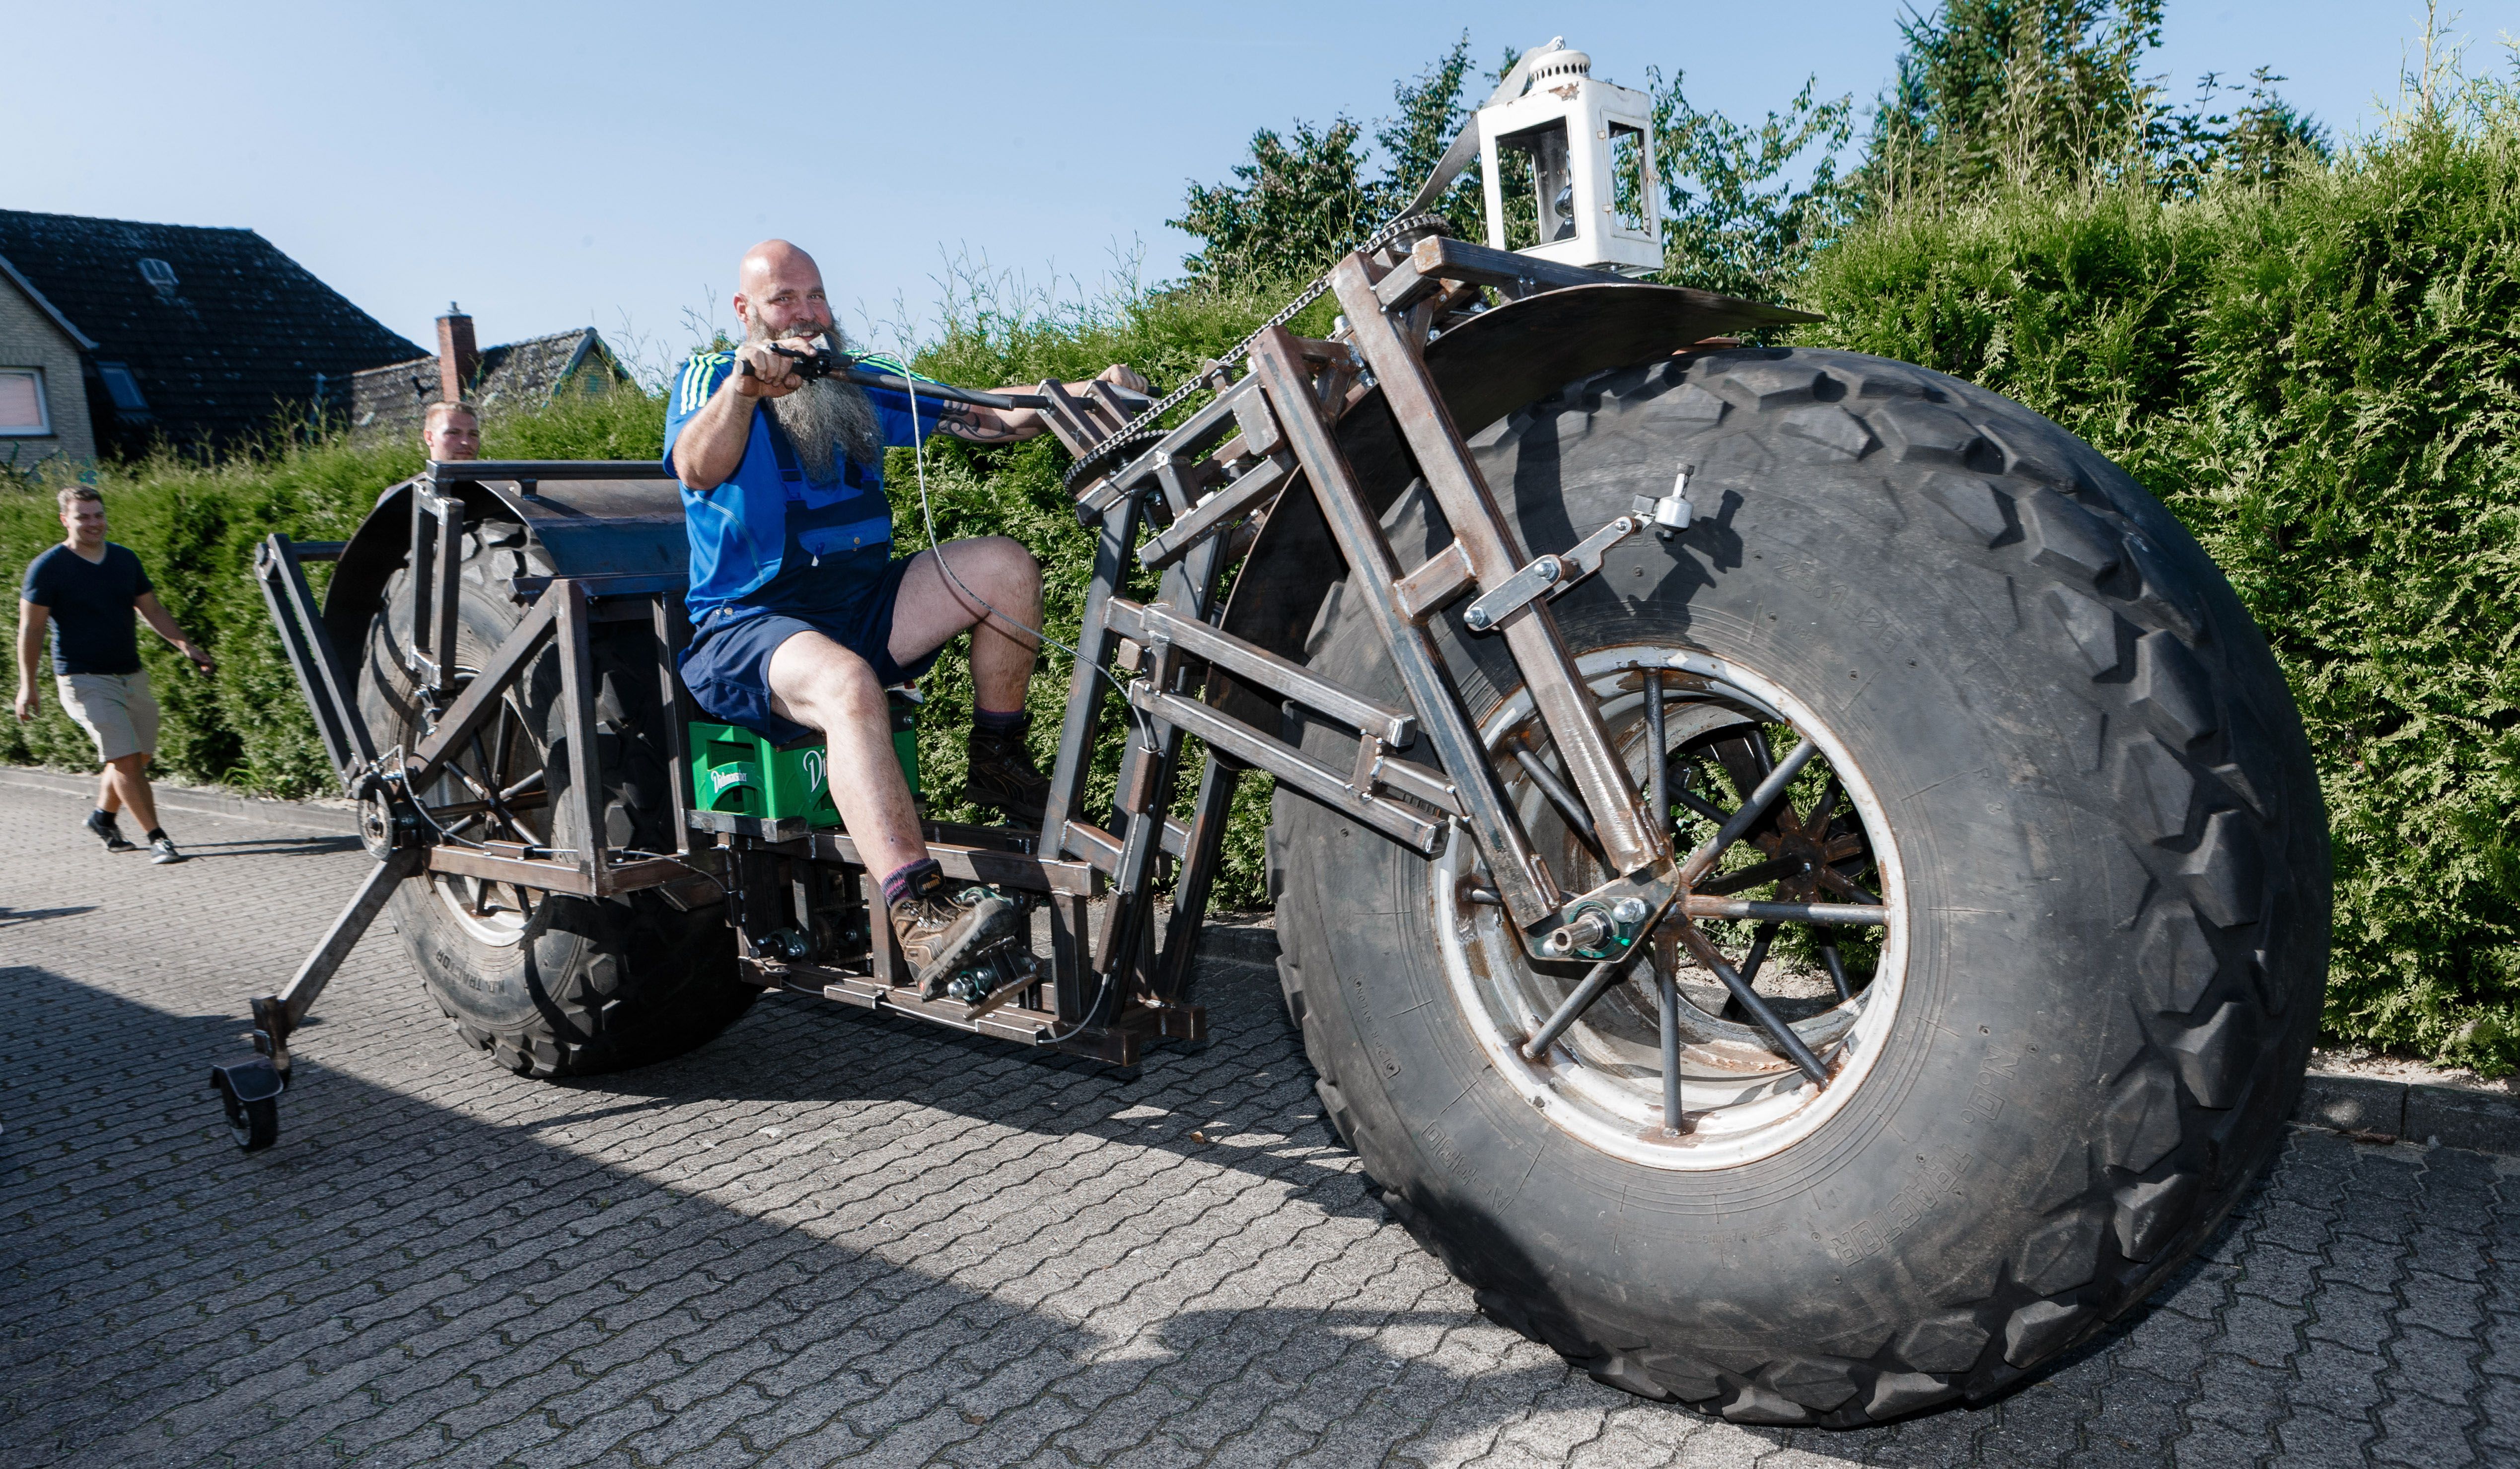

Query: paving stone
left=0, top=777, right=2504, bottom=1467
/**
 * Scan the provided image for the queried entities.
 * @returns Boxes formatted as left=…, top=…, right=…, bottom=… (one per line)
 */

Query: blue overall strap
left=760, top=411, right=808, bottom=498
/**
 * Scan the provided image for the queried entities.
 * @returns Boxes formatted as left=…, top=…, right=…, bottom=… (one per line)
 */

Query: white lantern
left=1474, top=45, right=1662, bottom=275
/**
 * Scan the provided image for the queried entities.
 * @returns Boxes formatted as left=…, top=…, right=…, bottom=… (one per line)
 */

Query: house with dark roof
left=346, top=306, right=632, bottom=444
left=0, top=253, right=96, bottom=467
left=0, top=209, right=425, bottom=459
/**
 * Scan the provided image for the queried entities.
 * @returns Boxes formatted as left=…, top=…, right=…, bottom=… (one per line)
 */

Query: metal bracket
left=1462, top=515, right=1642, bottom=632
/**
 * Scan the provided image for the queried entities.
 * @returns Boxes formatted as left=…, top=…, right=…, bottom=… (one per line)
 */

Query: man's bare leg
left=765, top=631, right=925, bottom=877
left=106, top=754, right=157, bottom=833
left=97, top=763, right=119, bottom=816
left=885, top=538, right=1043, bottom=705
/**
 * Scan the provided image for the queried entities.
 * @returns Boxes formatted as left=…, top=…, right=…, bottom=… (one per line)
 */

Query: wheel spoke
left=1818, top=935, right=1854, bottom=1000
left=1643, top=670, right=1668, bottom=839
left=1817, top=865, right=1882, bottom=905
left=1655, top=955, right=1684, bottom=1134
left=1678, top=740, right=1818, bottom=884
left=1671, top=769, right=1731, bottom=826
left=1519, top=949, right=1642, bottom=1060
left=1674, top=920, right=1830, bottom=1084
left=1800, top=775, right=1841, bottom=840
left=1512, top=745, right=1604, bottom=861
left=1696, top=856, right=1802, bottom=897
left=1739, top=921, right=1780, bottom=984
left=1681, top=897, right=1888, bottom=925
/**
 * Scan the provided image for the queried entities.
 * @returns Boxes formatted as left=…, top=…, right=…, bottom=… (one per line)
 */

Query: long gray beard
left=751, top=324, right=879, bottom=483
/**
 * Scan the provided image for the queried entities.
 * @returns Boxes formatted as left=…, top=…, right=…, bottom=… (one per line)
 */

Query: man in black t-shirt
left=14, top=486, right=215, bottom=863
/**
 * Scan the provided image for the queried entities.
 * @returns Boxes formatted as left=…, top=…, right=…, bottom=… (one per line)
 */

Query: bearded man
left=665, top=239, right=1142, bottom=987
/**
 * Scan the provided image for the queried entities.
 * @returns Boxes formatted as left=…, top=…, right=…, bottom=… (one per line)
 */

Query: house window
left=0, top=368, right=51, bottom=435
left=137, top=258, right=179, bottom=295
left=95, top=362, right=151, bottom=417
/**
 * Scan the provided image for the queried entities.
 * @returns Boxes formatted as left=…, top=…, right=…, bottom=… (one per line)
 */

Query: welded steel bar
left=555, top=581, right=607, bottom=875
left=1105, top=597, right=1414, bottom=747
left=1153, top=748, right=1241, bottom=1004
left=428, top=489, right=463, bottom=696
left=1330, top=256, right=1663, bottom=878
left=1134, top=689, right=1443, bottom=853
left=652, top=595, right=699, bottom=855
left=403, top=593, right=560, bottom=791
left=428, top=460, right=679, bottom=481
left=267, top=846, right=426, bottom=1032
left=1678, top=739, right=1818, bottom=885
left=1644, top=669, right=1667, bottom=838
left=1512, top=746, right=1599, bottom=849
left=1247, top=326, right=1550, bottom=922
left=1681, top=898, right=1889, bottom=925
left=1043, top=496, right=1142, bottom=869
left=1139, top=453, right=1291, bottom=569
left=254, top=535, right=371, bottom=784
left=1675, top=922, right=1829, bottom=1084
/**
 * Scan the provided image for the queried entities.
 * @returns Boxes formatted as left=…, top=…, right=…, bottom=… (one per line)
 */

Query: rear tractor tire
left=358, top=515, right=756, bottom=1078
left=1269, top=347, right=2327, bottom=1424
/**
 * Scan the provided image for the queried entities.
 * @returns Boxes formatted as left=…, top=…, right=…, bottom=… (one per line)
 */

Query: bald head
left=734, top=239, right=833, bottom=341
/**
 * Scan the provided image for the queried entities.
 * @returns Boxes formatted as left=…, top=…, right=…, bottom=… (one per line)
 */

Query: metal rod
left=403, top=592, right=561, bottom=791
left=1520, top=953, right=1630, bottom=1060
left=1249, top=326, right=1552, bottom=925
left=1656, top=956, right=1683, bottom=1134
left=1819, top=936, right=1854, bottom=1001
left=1739, top=922, right=1780, bottom=984
left=1676, top=922, right=1829, bottom=1084
left=1680, top=898, right=1889, bottom=925
left=427, top=460, right=679, bottom=482
left=1512, top=746, right=1600, bottom=851
left=1645, top=669, right=1667, bottom=837
left=1679, top=739, right=1818, bottom=884
left=270, top=847, right=426, bottom=1031
left=1330, top=258, right=1664, bottom=877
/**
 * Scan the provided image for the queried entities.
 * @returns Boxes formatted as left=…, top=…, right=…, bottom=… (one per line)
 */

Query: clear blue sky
left=8, top=1, right=2509, bottom=379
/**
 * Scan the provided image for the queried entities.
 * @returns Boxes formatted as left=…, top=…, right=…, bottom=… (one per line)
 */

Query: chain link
left=1073, top=213, right=1451, bottom=473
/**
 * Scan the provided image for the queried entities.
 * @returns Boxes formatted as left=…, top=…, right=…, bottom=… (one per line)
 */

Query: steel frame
left=234, top=224, right=1758, bottom=1096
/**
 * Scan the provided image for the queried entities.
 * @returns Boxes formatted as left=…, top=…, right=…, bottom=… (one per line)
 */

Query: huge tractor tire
left=1268, top=347, right=2327, bottom=1424
left=357, top=514, right=755, bottom=1078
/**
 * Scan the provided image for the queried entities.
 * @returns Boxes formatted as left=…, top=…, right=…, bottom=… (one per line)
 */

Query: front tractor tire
left=1268, top=347, right=2326, bottom=1424
left=358, top=516, right=756, bottom=1078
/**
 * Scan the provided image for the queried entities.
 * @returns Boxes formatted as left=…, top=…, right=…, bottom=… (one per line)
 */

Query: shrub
left=1801, top=98, right=2520, bottom=1070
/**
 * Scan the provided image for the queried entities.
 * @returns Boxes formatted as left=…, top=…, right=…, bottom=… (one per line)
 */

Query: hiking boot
left=965, top=715, right=1050, bottom=824
left=891, top=880, right=1024, bottom=996
left=149, top=835, right=188, bottom=865
left=85, top=808, right=136, bottom=852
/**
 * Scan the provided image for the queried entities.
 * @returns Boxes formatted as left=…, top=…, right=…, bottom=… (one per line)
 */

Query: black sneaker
left=85, top=809, right=136, bottom=852
left=149, top=835, right=188, bottom=865
left=966, top=715, right=1050, bottom=824
left=891, top=883, right=1023, bottom=996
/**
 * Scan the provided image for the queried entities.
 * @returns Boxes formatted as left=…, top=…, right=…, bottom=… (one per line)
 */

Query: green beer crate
left=687, top=695, right=921, bottom=828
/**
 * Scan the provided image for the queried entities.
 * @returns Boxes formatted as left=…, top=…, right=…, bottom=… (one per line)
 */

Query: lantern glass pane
left=1495, top=118, right=1573, bottom=250
left=1610, top=126, right=1654, bottom=237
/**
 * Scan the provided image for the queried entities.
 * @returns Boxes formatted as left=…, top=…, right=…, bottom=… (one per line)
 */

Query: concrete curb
left=15, top=764, right=2515, bottom=1154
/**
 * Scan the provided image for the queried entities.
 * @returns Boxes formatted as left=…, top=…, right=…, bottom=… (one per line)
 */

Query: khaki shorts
left=56, top=670, right=160, bottom=764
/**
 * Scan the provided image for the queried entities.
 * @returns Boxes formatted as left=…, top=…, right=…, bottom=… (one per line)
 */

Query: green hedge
left=1800, top=111, right=2520, bottom=1070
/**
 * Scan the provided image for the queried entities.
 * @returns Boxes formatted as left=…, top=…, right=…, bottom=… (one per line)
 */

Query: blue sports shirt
left=662, top=351, right=946, bottom=622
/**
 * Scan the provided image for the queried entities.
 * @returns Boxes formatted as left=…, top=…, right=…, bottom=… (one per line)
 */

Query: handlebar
left=734, top=348, right=1050, bottom=411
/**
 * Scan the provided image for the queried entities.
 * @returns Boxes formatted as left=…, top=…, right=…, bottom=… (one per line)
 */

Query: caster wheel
left=210, top=1060, right=286, bottom=1153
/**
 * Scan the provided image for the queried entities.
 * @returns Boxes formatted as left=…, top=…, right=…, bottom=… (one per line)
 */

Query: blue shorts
left=679, top=555, right=940, bottom=745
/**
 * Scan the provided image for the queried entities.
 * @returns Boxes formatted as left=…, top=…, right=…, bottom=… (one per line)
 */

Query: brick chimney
left=435, top=302, right=480, bottom=402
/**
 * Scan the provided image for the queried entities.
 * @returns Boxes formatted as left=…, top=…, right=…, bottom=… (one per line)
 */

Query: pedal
left=944, top=940, right=1043, bottom=1017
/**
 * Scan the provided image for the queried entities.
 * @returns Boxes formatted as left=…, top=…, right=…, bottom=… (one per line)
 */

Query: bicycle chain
left=1062, top=212, right=1451, bottom=491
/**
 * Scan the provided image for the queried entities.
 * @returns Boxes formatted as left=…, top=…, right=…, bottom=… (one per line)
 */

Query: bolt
left=1466, top=608, right=1493, bottom=630
left=1611, top=897, right=1649, bottom=924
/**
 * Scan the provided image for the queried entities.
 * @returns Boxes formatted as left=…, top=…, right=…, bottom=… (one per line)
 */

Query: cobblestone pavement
left=2, top=778, right=2511, bottom=1467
